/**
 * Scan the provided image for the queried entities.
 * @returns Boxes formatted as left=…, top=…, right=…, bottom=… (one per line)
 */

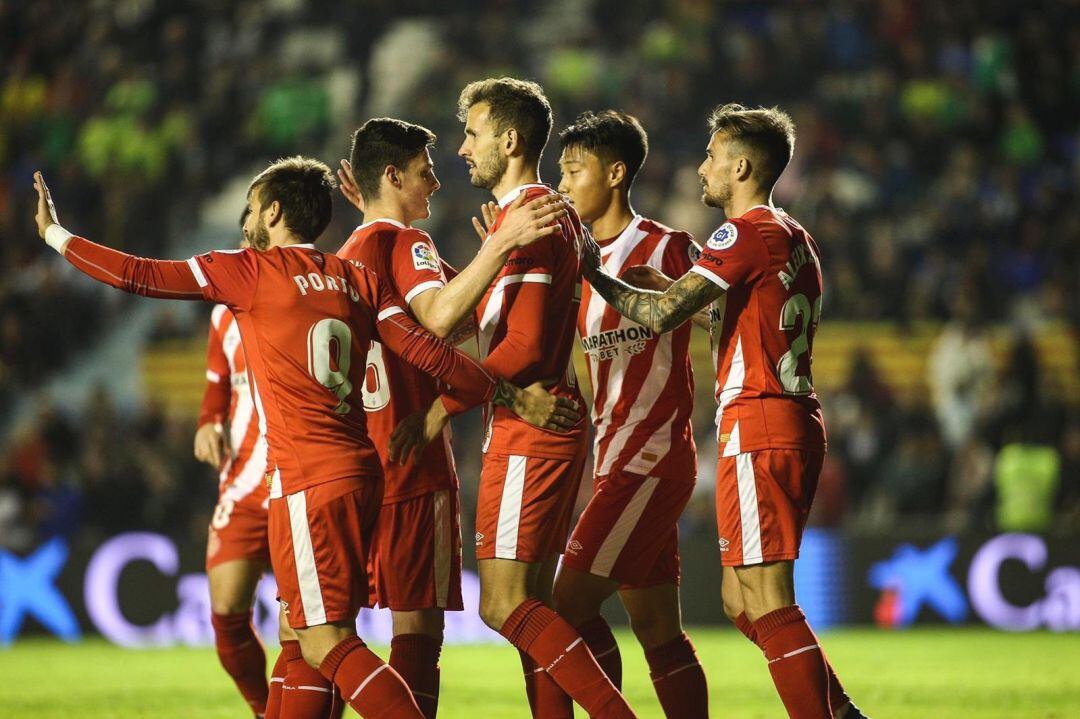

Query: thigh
left=206, top=498, right=270, bottom=571
left=268, top=478, right=380, bottom=629
left=715, top=450, right=823, bottom=567
left=371, top=488, right=463, bottom=611
left=207, top=557, right=265, bottom=614
left=475, top=451, right=585, bottom=563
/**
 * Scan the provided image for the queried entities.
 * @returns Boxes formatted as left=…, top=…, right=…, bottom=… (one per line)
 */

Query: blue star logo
left=0, top=538, right=81, bottom=644
left=868, top=537, right=968, bottom=626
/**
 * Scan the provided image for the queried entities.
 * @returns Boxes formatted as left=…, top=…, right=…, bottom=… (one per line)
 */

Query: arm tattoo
left=588, top=270, right=722, bottom=334
left=491, top=378, right=518, bottom=410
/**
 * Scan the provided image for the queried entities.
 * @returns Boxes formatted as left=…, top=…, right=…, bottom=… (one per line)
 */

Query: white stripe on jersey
left=495, top=455, right=528, bottom=559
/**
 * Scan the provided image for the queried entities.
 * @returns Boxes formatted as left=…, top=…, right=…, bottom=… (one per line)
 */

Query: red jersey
left=197, top=304, right=269, bottom=508
left=337, top=219, right=457, bottom=503
left=477, top=184, right=587, bottom=459
left=578, top=216, right=698, bottom=479
left=58, top=236, right=497, bottom=498
left=688, top=205, right=827, bottom=456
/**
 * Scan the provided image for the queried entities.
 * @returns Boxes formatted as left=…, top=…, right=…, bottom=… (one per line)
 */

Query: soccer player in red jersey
left=32, top=158, right=579, bottom=719
left=581, top=105, right=867, bottom=719
left=333, top=117, right=567, bottom=718
left=546, top=110, right=709, bottom=718
left=451, top=78, right=636, bottom=719
left=192, top=212, right=277, bottom=718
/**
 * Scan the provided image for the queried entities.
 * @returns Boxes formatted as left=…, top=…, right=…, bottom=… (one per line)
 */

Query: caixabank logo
left=868, top=533, right=1080, bottom=632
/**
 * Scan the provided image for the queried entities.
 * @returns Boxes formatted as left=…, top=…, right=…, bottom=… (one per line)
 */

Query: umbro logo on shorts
left=567, top=540, right=583, bottom=554
left=475, top=532, right=485, bottom=545
left=718, top=537, right=730, bottom=551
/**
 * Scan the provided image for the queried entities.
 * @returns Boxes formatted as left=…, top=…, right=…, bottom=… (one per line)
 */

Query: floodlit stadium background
left=1, top=0, right=1078, bottom=669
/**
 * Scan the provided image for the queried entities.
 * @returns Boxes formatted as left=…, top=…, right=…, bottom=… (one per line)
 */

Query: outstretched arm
left=34, top=171, right=207, bottom=300
left=585, top=259, right=722, bottom=334
left=618, top=265, right=713, bottom=331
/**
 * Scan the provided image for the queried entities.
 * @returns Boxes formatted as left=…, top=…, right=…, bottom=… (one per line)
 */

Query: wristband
left=45, top=224, right=73, bottom=254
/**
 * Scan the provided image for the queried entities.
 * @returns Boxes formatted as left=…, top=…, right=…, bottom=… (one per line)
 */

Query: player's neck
left=590, top=194, right=635, bottom=242
left=362, top=200, right=411, bottom=228
left=268, top=232, right=306, bottom=249
left=726, top=189, right=773, bottom=219
left=492, top=163, right=541, bottom=202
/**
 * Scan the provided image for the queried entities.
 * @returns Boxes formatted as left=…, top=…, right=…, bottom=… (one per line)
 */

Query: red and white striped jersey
left=688, top=205, right=827, bottom=457
left=578, top=216, right=698, bottom=479
left=198, top=304, right=269, bottom=508
left=476, top=183, right=588, bottom=459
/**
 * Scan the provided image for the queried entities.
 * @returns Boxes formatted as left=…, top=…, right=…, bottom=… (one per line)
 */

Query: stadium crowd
left=2, top=0, right=1078, bottom=552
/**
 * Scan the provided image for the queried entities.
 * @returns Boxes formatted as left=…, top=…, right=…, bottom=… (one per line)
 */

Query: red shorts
left=268, top=477, right=380, bottom=629
left=206, top=495, right=270, bottom=571
left=475, top=448, right=586, bottom=563
left=716, top=449, right=823, bottom=566
left=369, top=488, right=463, bottom=611
left=562, top=470, right=694, bottom=588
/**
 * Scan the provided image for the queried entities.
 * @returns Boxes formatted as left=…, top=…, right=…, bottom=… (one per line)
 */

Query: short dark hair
left=559, top=110, right=649, bottom=187
left=457, top=77, right=552, bottom=162
left=248, top=156, right=335, bottom=242
left=707, top=103, right=796, bottom=189
left=349, top=118, right=437, bottom=201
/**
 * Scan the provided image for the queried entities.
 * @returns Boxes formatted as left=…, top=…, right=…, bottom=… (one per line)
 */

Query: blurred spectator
left=928, top=293, right=995, bottom=449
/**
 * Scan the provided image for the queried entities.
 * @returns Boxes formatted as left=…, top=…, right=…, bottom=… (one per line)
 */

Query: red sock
left=644, top=633, right=709, bottom=719
left=519, top=651, right=539, bottom=712
left=389, top=634, right=442, bottom=719
left=281, top=639, right=342, bottom=719
left=739, top=611, right=850, bottom=716
left=265, top=643, right=290, bottom=719
left=319, top=636, right=423, bottom=718
left=578, top=616, right=622, bottom=689
left=753, top=605, right=832, bottom=719
left=211, top=611, right=269, bottom=716
left=499, top=600, right=636, bottom=719
left=533, top=669, right=573, bottom=719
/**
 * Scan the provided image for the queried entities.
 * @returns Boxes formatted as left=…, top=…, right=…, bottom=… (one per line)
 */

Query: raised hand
left=337, top=159, right=365, bottom=213
left=33, top=171, right=59, bottom=239
left=580, top=226, right=603, bottom=279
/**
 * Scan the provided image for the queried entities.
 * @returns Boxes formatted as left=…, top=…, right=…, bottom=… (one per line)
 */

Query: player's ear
left=608, top=161, right=626, bottom=189
left=265, top=200, right=283, bottom=227
left=504, top=128, right=519, bottom=157
left=734, top=156, right=752, bottom=182
left=385, top=164, right=402, bottom=190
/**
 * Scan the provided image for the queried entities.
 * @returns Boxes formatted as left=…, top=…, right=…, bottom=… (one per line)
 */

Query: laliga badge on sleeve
left=706, top=222, right=738, bottom=251
left=412, top=241, right=440, bottom=272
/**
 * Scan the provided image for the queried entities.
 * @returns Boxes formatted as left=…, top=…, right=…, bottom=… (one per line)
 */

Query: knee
left=479, top=596, right=514, bottom=631
left=210, top=597, right=252, bottom=616
left=298, top=642, right=327, bottom=671
left=551, top=582, right=589, bottom=626
left=721, top=596, right=742, bottom=623
left=628, top=607, right=680, bottom=649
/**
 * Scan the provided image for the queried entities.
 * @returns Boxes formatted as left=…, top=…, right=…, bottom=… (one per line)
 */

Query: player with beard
left=334, top=117, right=568, bottom=718
left=32, top=158, right=580, bottom=719
left=580, top=104, right=867, bottom=719
left=394, top=78, right=637, bottom=718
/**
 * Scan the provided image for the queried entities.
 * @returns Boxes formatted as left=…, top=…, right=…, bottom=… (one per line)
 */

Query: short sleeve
left=187, top=249, right=259, bottom=310
left=661, top=231, right=701, bottom=279
left=689, top=218, right=765, bottom=290
left=391, top=229, right=447, bottom=306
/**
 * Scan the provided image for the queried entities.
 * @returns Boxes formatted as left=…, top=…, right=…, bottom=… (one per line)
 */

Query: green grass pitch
left=2, top=628, right=1078, bottom=717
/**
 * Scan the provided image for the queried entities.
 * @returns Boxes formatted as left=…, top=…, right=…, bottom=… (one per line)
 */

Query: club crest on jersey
left=706, top=223, right=738, bottom=251
left=412, top=242, right=439, bottom=273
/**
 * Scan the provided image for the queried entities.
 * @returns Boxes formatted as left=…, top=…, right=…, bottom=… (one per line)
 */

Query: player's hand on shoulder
left=471, top=201, right=500, bottom=242
left=487, top=192, right=568, bottom=253
left=580, top=226, right=603, bottom=279
left=337, top=159, right=364, bottom=213
left=194, top=422, right=228, bottom=468
left=33, top=171, right=59, bottom=240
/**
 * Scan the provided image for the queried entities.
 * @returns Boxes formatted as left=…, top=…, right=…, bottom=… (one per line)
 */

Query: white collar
left=745, top=204, right=781, bottom=215
left=355, top=217, right=407, bottom=230
left=283, top=243, right=316, bottom=249
left=599, top=215, right=643, bottom=252
left=497, top=183, right=549, bottom=208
